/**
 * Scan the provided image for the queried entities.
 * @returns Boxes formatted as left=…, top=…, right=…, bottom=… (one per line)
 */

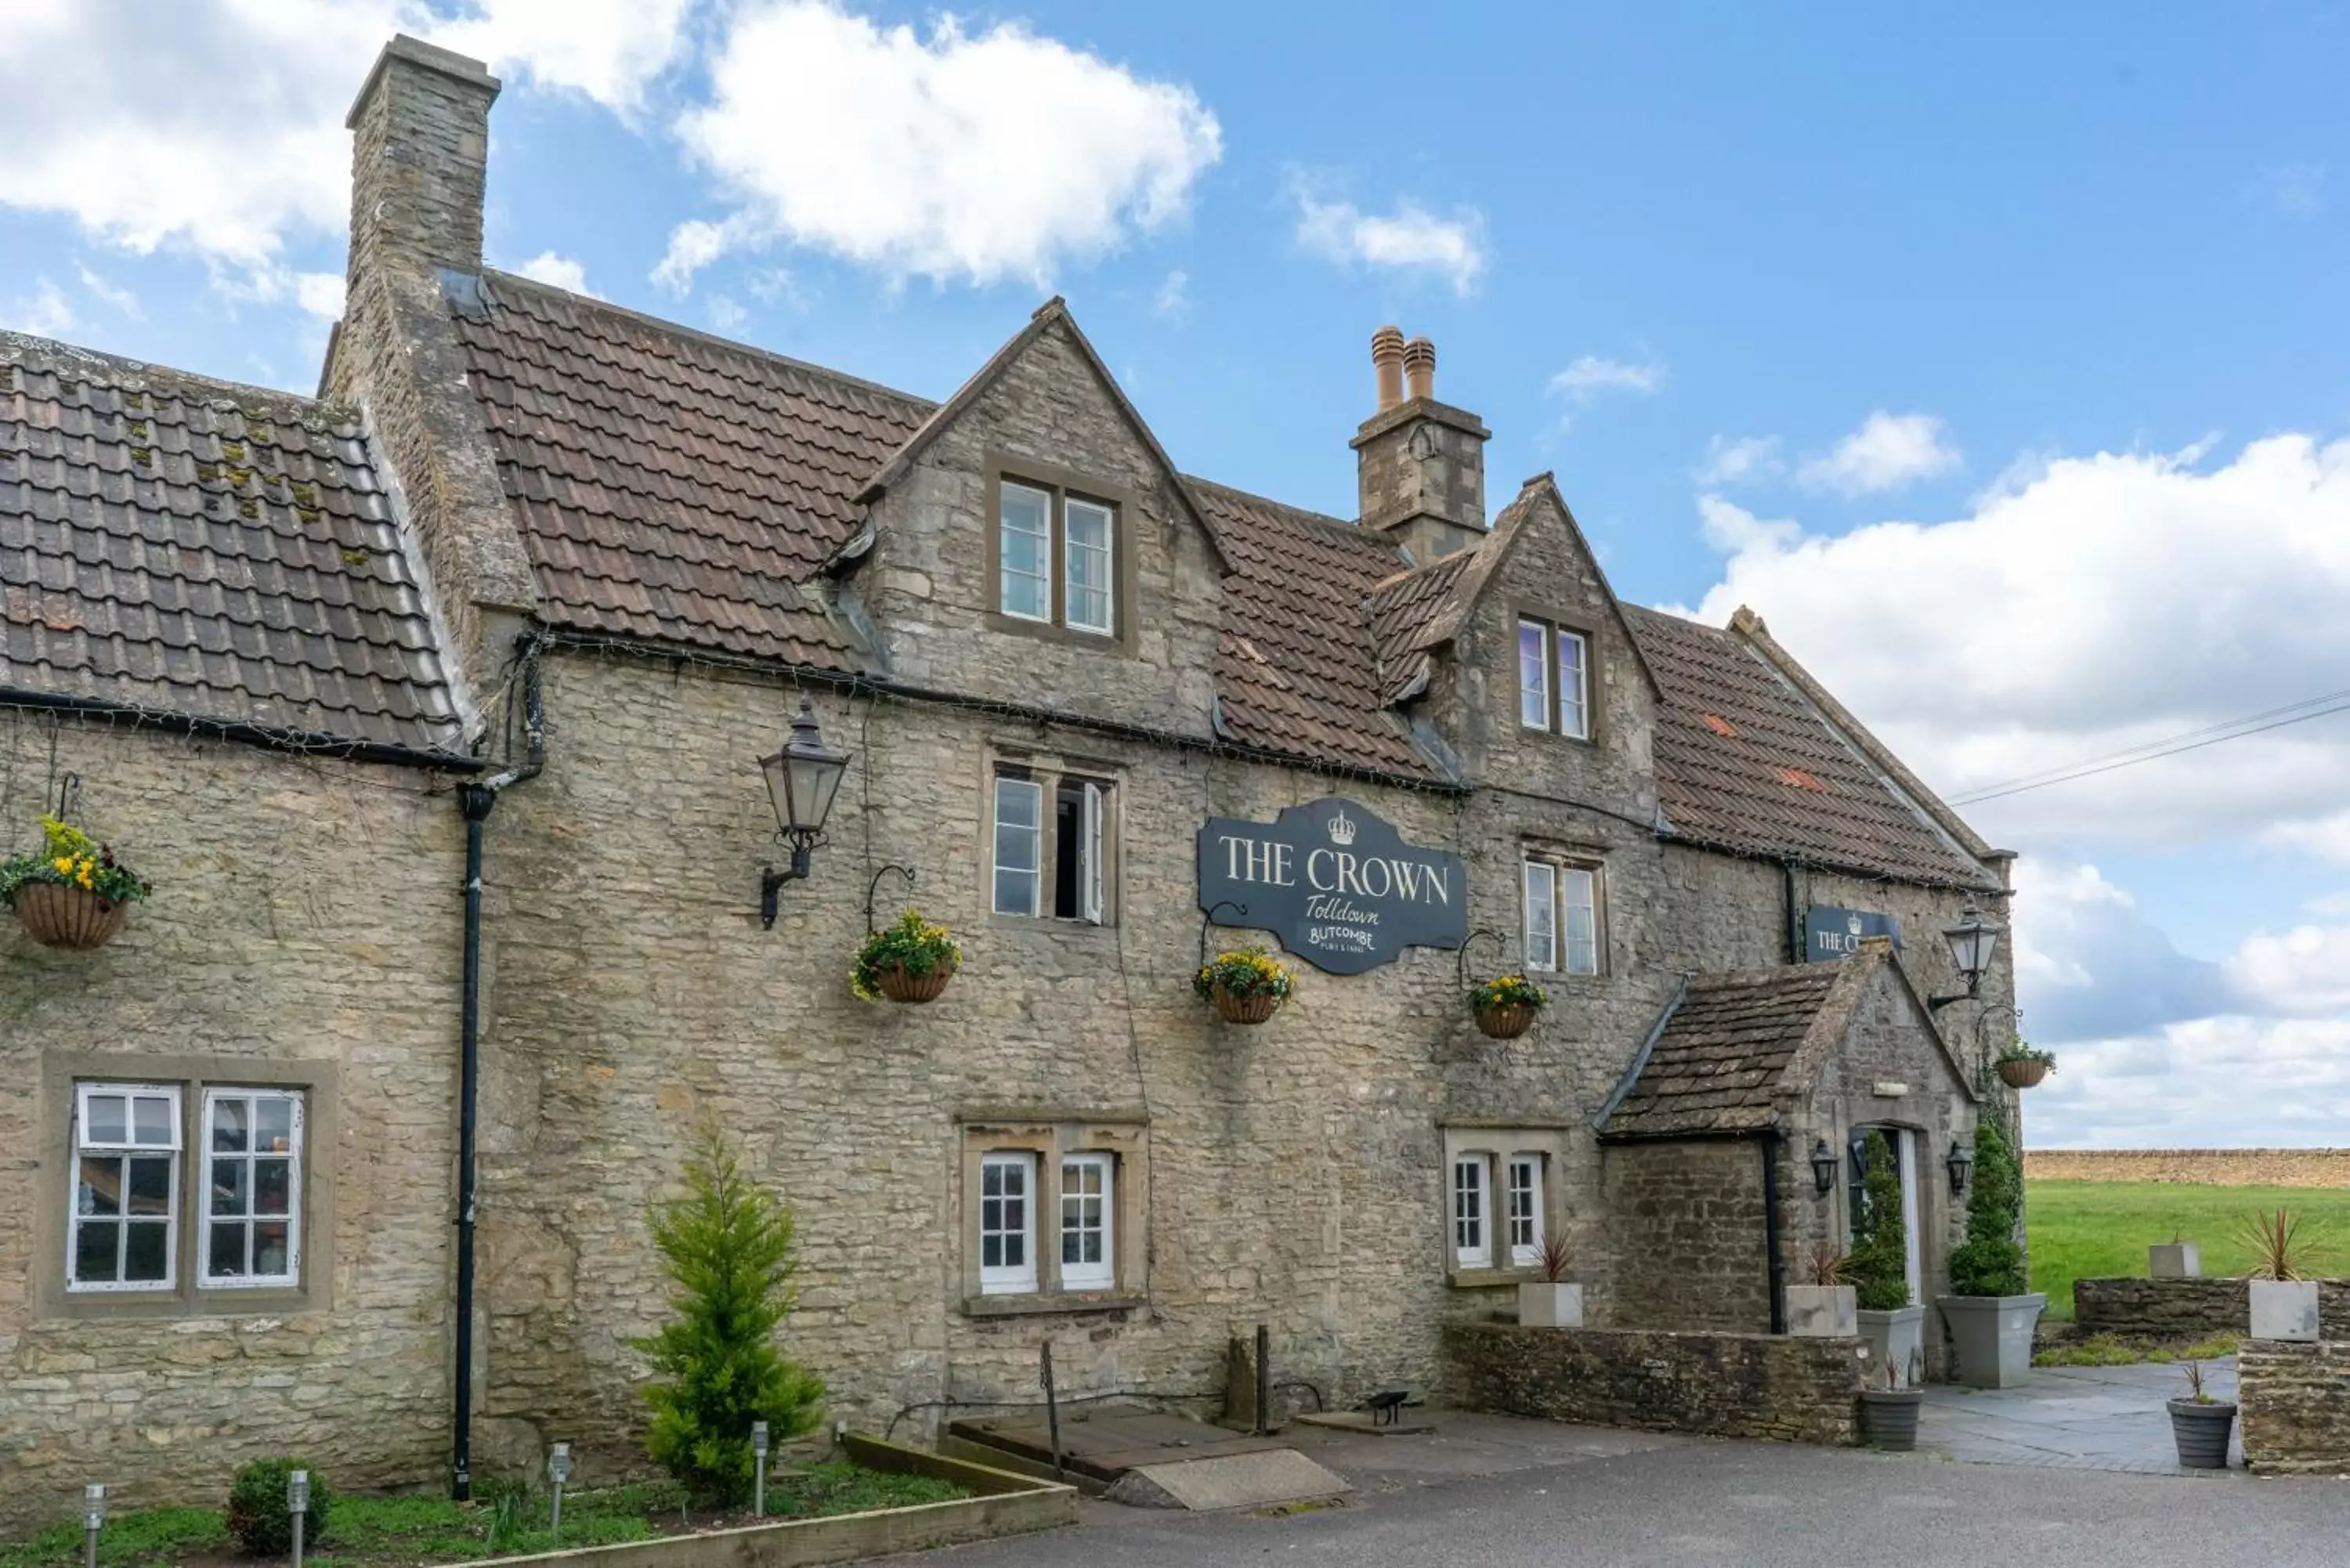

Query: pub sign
left=1805, top=905, right=1904, bottom=963
left=1196, top=797, right=1467, bottom=974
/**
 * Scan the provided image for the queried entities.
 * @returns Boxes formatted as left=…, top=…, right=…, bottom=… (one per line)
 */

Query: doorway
left=1848, top=1125, right=1924, bottom=1306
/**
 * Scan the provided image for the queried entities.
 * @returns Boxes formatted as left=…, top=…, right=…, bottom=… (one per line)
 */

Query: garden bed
left=1, top=1440, right=1072, bottom=1568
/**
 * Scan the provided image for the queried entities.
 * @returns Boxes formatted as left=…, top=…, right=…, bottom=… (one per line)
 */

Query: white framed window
left=992, top=774, right=1043, bottom=916
left=70, top=1083, right=181, bottom=1292
left=1063, top=498, right=1115, bottom=635
left=995, top=476, right=1119, bottom=637
left=1523, top=862, right=1557, bottom=973
left=999, top=482, right=1053, bottom=623
left=1051, top=779, right=1109, bottom=923
left=1555, top=629, right=1589, bottom=739
left=1517, top=618, right=1592, bottom=739
left=978, top=1152, right=1038, bottom=1295
left=1524, top=857, right=1602, bottom=976
left=1517, top=620, right=1549, bottom=729
left=1059, top=1153, right=1115, bottom=1290
left=1452, top=1155, right=1491, bottom=1270
left=201, top=1089, right=302, bottom=1287
left=1506, top=1154, right=1544, bottom=1267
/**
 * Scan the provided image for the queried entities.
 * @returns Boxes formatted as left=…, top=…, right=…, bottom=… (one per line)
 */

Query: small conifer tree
left=1947, top=1115, right=2029, bottom=1297
left=1846, top=1129, right=1911, bottom=1311
left=631, top=1125, right=825, bottom=1503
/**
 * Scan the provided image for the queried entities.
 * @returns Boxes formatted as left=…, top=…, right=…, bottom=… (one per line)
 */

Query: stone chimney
left=326, top=35, right=536, bottom=716
left=1351, top=328, right=1491, bottom=562
left=344, top=34, right=500, bottom=291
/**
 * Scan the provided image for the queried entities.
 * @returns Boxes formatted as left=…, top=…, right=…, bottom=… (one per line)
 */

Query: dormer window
left=997, top=477, right=1117, bottom=637
left=1518, top=618, right=1589, bottom=739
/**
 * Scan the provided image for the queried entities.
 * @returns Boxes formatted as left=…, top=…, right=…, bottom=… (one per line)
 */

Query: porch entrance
left=1849, top=1125, right=1924, bottom=1305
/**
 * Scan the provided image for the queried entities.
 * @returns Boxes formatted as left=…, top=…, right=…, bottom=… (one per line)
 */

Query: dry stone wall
left=1443, top=1321, right=1861, bottom=1444
left=2240, top=1341, right=2350, bottom=1472
left=2026, top=1149, right=2350, bottom=1187
left=2073, top=1277, right=2350, bottom=1340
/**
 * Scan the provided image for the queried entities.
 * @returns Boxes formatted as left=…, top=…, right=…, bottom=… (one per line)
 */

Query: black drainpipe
left=1782, top=862, right=1803, bottom=965
left=1759, top=1133, right=1787, bottom=1335
left=451, top=641, right=545, bottom=1501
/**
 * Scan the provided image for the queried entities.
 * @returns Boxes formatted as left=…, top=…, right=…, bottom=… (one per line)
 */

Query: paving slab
left=1918, top=1355, right=2243, bottom=1474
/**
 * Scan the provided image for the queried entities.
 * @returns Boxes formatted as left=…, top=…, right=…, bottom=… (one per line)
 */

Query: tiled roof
left=1365, top=551, right=1476, bottom=703
left=1600, top=966, right=1849, bottom=1140
left=1, top=333, right=464, bottom=757
left=1621, top=604, right=1993, bottom=888
left=450, top=270, right=931, bottom=669
left=1191, top=478, right=1435, bottom=779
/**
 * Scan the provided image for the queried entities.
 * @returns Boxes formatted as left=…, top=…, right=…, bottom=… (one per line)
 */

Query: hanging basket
left=1211, top=985, right=1282, bottom=1026
left=1995, top=1058, right=2050, bottom=1089
left=1473, top=1002, right=1537, bottom=1040
left=877, top=962, right=954, bottom=1005
left=13, top=883, right=131, bottom=951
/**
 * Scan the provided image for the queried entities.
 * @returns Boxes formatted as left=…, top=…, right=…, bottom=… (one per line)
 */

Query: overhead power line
left=1949, top=687, right=2350, bottom=807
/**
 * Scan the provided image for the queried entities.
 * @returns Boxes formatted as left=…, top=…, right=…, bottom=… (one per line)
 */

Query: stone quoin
left=0, top=33, right=2018, bottom=1524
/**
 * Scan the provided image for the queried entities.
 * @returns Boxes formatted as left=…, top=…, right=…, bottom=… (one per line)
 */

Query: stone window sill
left=962, top=1291, right=1145, bottom=1319
left=1448, top=1268, right=1541, bottom=1291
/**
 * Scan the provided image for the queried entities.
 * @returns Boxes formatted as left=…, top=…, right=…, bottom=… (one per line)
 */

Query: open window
left=992, top=758, right=1117, bottom=926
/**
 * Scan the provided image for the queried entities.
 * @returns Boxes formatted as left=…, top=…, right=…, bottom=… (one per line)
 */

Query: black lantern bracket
left=760, top=829, right=828, bottom=930
left=1455, top=927, right=1510, bottom=993
left=1946, top=1136, right=1975, bottom=1199
left=1808, top=1137, right=1839, bottom=1198
left=1198, top=900, right=1249, bottom=972
left=865, top=864, right=917, bottom=934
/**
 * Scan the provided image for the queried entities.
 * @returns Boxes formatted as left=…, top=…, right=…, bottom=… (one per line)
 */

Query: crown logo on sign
left=1327, top=807, right=1358, bottom=847
left=1847, top=914, right=1864, bottom=937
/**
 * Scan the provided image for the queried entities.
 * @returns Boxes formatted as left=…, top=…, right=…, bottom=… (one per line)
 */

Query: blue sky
left=8, top=2, right=2350, bottom=1145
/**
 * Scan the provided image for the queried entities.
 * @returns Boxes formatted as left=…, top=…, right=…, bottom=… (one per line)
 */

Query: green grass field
left=2027, top=1180, right=2350, bottom=1320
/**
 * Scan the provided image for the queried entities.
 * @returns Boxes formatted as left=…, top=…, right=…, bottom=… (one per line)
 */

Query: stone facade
left=2239, top=1340, right=2350, bottom=1472
left=0, top=711, right=463, bottom=1523
left=0, top=33, right=2021, bottom=1530
left=1443, top=1322, right=1862, bottom=1445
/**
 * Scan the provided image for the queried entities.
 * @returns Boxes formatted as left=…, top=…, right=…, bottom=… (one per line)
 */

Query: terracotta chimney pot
left=1371, top=325, right=1406, bottom=412
left=1403, top=335, right=1435, bottom=402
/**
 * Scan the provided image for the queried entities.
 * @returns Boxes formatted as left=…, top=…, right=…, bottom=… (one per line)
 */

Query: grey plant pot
left=1786, top=1284, right=1857, bottom=1338
left=2167, top=1398, right=2236, bottom=1469
left=1856, top=1305, right=1927, bottom=1382
left=1937, top=1293, right=2047, bottom=1389
left=1859, top=1389, right=1923, bottom=1451
left=2149, top=1242, right=2201, bottom=1279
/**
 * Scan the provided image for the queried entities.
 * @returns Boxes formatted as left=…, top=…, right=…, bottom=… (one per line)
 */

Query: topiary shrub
left=1947, top=1115, right=2030, bottom=1297
left=225, top=1458, right=334, bottom=1557
left=630, top=1125, right=826, bottom=1505
left=1845, top=1129, right=1911, bottom=1312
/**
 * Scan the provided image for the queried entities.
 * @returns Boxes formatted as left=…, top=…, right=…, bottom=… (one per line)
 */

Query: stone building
left=0, top=34, right=2017, bottom=1525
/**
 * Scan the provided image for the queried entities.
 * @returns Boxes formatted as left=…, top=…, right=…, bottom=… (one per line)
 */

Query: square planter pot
left=1858, top=1389, right=1923, bottom=1451
left=2167, top=1398, right=2237, bottom=1469
left=1785, top=1284, right=1857, bottom=1339
left=1517, top=1281, right=1584, bottom=1328
left=1937, top=1293, right=2046, bottom=1389
left=1856, top=1305, right=1928, bottom=1384
left=2149, top=1242, right=2201, bottom=1279
left=2250, top=1278, right=2321, bottom=1342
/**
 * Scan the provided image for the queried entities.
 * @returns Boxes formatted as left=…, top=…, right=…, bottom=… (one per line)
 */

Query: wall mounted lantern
left=1946, top=1136, right=1974, bottom=1200
left=1810, top=1138, right=1838, bottom=1198
left=1927, top=895, right=2002, bottom=1011
left=757, top=697, right=852, bottom=929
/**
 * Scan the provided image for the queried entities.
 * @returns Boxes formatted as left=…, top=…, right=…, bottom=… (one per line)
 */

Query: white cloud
left=1293, top=185, right=1485, bottom=294
left=663, top=2, right=1220, bottom=290
left=2224, top=925, right=2350, bottom=1017
left=707, top=294, right=747, bottom=333
left=512, top=251, right=597, bottom=297
left=2031, top=1014, right=2350, bottom=1147
left=1696, top=434, right=1783, bottom=486
left=1694, top=495, right=1799, bottom=555
left=9, top=279, right=78, bottom=338
left=74, top=266, right=141, bottom=318
left=747, top=268, right=805, bottom=309
left=0, top=1, right=689, bottom=274
left=1795, top=411, right=1961, bottom=497
left=1686, top=432, right=2350, bottom=854
left=1550, top=355, right=1665, bottom=402
left=294, top=273, right=346, bottom=320
left=1152, top=268, right=1189, bottom=320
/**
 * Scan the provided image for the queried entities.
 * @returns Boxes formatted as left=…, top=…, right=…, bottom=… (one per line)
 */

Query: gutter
left=450, top=637, right=545, bottom=1501
left=0, top=690, right=480, bottom=772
